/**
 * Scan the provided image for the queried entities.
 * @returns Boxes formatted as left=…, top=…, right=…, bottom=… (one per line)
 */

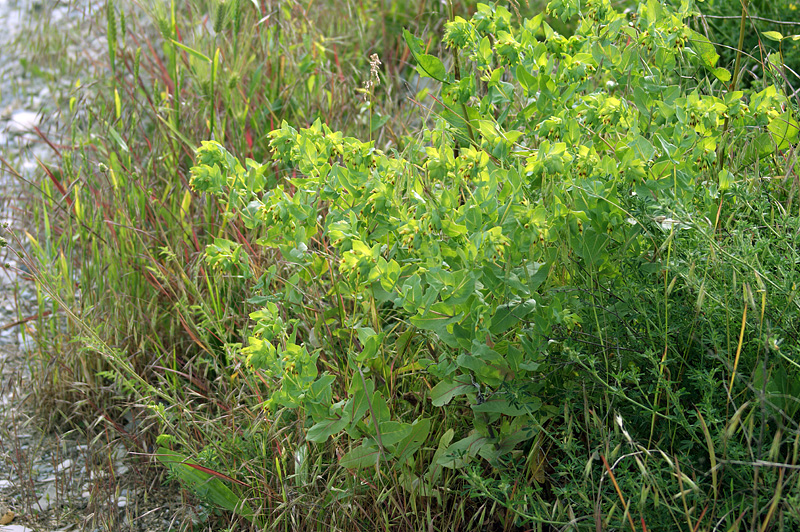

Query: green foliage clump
left=182, top=0, right=800, bottom=528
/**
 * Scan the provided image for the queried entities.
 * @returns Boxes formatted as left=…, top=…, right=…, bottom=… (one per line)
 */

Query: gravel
left=0, top=2, right=190, bottom=531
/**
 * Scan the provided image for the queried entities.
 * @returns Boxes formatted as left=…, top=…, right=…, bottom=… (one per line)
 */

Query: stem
left=730, top=0, right=749, bottom=92
left=447, top=0, right=476, bottom=149
left=716, top=0, right=749, bottom=174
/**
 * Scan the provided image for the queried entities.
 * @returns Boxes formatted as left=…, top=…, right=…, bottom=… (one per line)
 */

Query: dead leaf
left=0, top=509, right=15, bottom=525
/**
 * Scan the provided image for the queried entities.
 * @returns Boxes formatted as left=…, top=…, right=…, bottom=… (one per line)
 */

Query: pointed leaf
left=376, top=421, right=413, bottom=448
left=430, top=374, right=474, bottom=407
left=306, top=412, right=351, bottom=443
left=340, top=442, right=381, bottom=469
left=472, top=396, right=541, bottom=416
left=156, top=448, right=253, bottom=521
left=395, top=418, right=432, bottom=463
left=762, top=31, right=784, bottom=42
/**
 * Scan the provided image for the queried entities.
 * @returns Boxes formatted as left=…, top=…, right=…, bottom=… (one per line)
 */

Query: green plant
left=186, top=0, right=800, bottom=528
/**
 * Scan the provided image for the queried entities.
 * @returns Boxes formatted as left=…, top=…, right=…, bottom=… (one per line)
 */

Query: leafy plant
left=185, top=0, right=800, bottom=528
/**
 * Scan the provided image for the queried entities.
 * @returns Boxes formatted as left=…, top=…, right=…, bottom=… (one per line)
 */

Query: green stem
left=717, top=0, right=749, bottom=174
left=730, top=0, right=749, bottom=92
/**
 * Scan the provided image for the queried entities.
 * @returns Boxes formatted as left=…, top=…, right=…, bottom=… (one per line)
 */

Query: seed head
left=363, top=54, right=382, bottom=100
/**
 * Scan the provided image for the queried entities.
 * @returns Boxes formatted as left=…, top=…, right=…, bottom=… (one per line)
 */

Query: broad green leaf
left=426, top=429, right=455, bottom=484
left=709, top=67, right=731, bottom=82
left=346, top=377, right=375, bottom=431
left=402, top=28, right=424, bottom=56
left=490, top=298, right=537, bottom=334
left=430, top=374, right=475, bottom=406
left=394, top=418, right=432, bottom=463
left=340, top=442, right=381, bottom=469
left=370, top=113, right=390, bottom=132
left=403, top=29, right=449, bottom=83
left=479, top=36, right=493, bottom=66
left=306, top=412, right=351, bottom=442
left=768, top=111, right=800, bottom=150
left=380, top=259, right=401, bottom=292
left=416, top=54, right=447, bottom=82
left=376, top=420, right=413, bottom=447
left=718, top=169, right=734, bottom=191
left=472, top=396, right=541, bottom=416
left=762, top=31, right=784, bottom=42
left=436, top=432, right=489, bottom=469
left=410, top=310, right=463, bottom=337
left=456, top=352, right=506, bottom=386
left=156, top=448, right=253, bottom=521
left=515, top=64, right=537, bottom=95
left=629, top=135, right=655, bottom=161
left=367, top=391, right=391, bottom=425
left=685, top=28, right=730, bottom=82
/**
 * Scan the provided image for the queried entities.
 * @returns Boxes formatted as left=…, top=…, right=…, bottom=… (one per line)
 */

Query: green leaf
left=416, top=54, right=447, bottom=83
left=515, top=64, right=537, bottom=95
left=370, top=113, right=390, bottom=132
left=479, top=36, right=493, bottom=66
left=472, top=396, right=541, bottom=416
left=768, top=111, right=800, bottom=150
left=377, top=420, right=413, bottom=447
left=403, top=29, right=449, bottom=83
left=709, top=67, right=731, bottom=82
left=170, top=39, right=211, bottom=63
left=380, top=259, right=401, bottom=292
left=394, top=418, right=432, bottom=463
left=306, top=412, right=351, bottom=442
left=718, top=169, right=734, bottom=191
left=436, top=432, right=489, bottom=469
left=346, top=377, right=375, bottom=428
left=430, top=374, right=474, bottom=407
left=762, top=31, right=784, bottom=42
left=410, top=310, right=463, bottom=337
left=490, top=298, right=537, bottom=334
left=629, top=135, right=655, bottom=161
left=156, top=448, right=253, bottom=521
left=426, top=429, right=455, bottom=484
left=340, top=442, right=381, bottom=469
left=684, top=28, right=730, bottom=81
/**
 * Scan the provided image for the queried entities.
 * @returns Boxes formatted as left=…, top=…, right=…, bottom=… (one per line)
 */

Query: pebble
left=6, top=110, right=37, bottom=134
left=35, top=483, right=58, bottom=513
left=112, top=444, right=127, bottom=461
left=0, top=526, right=35, bottom=532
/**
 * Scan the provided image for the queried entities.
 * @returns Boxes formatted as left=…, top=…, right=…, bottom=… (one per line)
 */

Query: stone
left=6, top=111, right=38, bottom=134
left=35, top=483, right=58, bottom=512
